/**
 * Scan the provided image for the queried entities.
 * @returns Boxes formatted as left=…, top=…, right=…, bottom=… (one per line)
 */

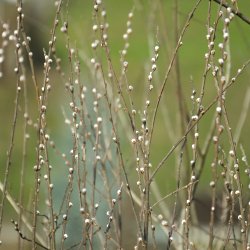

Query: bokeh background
left=1, top=0, right=250, bottom=249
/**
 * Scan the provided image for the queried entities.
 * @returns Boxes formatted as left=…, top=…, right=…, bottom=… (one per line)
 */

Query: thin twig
left=0, top=182, right=46, bottom=247
left=212, top=0, right=250, bottom=26
left=151, top=181, right=199, bottom=209
left=149, top=59, right=250, bottom=183
left=149, top=0, right=203, bottom=149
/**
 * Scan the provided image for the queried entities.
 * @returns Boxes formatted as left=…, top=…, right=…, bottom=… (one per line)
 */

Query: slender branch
left=0, top=182, right=46, bottom=247
left=11, top=220, right=48, bottom=250
left=212, top=0, right=250, bottom=25
left=149, top=0, right=203, bottom=150
left=151, top=181, right=199, bottom=209
left=0, top=6, right=22, bottom=241
left=149, top=59, right=250, bottom=183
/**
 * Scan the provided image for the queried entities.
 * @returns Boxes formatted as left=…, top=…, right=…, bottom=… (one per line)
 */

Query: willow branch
left=212, top=0, right=250, bottom=25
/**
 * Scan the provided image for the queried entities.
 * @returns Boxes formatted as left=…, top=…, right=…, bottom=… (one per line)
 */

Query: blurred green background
left=1, top=0, right=250, bottom=248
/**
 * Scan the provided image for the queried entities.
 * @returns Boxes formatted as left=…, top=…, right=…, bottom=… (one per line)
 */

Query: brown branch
left=149, top=58, right=250, bottom=183
left=11, top=220, right=48, bottom=250
left=212, top=0, right=250, bottom=25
